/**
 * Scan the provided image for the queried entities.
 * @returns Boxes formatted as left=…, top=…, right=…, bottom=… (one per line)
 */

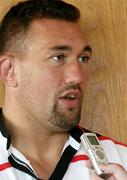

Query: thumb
left=100, top=163, right=127, bottom=179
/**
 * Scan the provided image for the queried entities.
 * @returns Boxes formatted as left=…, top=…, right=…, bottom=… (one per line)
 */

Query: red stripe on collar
left=71, top=155, right=89, bottom=162
left=0, top=162, right=12, bottom=171
left=99, top=136, right=127, bottom=147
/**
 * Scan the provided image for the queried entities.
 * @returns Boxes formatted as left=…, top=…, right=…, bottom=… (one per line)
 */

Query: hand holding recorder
left=80, top=133, right=127, bottom=179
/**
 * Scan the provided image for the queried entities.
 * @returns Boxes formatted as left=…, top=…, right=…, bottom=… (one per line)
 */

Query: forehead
left=27, top=19, right=88, bottom=48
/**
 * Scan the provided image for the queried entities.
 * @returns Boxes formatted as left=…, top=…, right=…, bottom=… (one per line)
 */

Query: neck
left=3, top=97, right=69, bottom=153
left=2, top=104, right=69, bottom=157
left=2, top=93, right=72, bottom=179
left=2, top=104, right=69, bottom=179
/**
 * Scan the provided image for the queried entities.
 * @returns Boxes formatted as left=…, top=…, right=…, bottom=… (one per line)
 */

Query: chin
left=49, top=103, right=81, bottom=132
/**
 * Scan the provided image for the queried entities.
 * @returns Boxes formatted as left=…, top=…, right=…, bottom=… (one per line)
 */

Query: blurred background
left=0, top=0, right=127, bottom=144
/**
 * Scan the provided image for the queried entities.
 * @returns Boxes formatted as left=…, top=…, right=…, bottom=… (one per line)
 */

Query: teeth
left=67, top=94, right=76, bottom=99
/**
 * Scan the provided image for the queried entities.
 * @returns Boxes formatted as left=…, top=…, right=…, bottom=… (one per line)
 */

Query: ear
left=0, top=55, right=18, bottom=87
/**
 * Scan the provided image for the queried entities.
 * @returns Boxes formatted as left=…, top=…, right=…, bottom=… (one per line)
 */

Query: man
left=0, top=0, right=126, bottom=179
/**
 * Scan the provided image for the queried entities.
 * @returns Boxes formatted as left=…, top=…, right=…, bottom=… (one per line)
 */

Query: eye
left=51, top=54, right=66, bottom=62
left=79, top=55, right=90, bottom=63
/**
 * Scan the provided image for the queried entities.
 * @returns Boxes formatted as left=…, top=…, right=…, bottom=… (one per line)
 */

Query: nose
left=64, top=61, right=84, bottom=85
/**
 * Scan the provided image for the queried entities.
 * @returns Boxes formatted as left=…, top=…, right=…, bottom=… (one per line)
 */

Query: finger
left=100, top=163, right=125, bottom=174
left=100, top=163, right=127, bottom=179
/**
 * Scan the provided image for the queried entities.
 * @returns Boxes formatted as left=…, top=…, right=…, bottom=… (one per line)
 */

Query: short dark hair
left=0, top=0, right=80, bottom=56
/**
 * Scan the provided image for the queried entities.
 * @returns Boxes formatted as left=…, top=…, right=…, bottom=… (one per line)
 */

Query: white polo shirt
left=0, top=111, right=127, bottom=179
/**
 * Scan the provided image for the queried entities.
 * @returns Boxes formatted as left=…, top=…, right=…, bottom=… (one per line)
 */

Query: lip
left=59, top=90, right=81, bottom=108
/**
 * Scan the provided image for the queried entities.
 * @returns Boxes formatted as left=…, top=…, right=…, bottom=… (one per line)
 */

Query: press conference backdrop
left=0, top=0, right=127, bottom=144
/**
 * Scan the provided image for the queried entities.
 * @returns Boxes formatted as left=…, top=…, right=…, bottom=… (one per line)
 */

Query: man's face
left=16, top=19, right=92, bottom=131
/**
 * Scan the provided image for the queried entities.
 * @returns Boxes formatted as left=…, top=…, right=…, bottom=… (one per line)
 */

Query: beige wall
left=0, top=0, right=127, bottom=144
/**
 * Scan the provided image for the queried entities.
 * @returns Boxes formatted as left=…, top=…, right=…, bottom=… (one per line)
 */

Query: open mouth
left=59, top=90, right=81, bottom=108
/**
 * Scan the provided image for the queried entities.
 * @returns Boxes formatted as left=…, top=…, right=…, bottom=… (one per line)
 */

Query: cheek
left=40, top=66, right=63, bottom=86
left=33, top=68, right=63, bottom=99
left=18, top=63, right=63, bottom=100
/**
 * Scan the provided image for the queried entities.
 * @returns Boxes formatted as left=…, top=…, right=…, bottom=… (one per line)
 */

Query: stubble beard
left=48, top=101, right=82, bottom=132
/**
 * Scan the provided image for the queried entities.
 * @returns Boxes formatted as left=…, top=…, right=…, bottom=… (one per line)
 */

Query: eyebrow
left=49, top=45, right=72, bottom=51
left=83, top=46, right=92, bottom=53
left=49, top=45, right=92, bottom=53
